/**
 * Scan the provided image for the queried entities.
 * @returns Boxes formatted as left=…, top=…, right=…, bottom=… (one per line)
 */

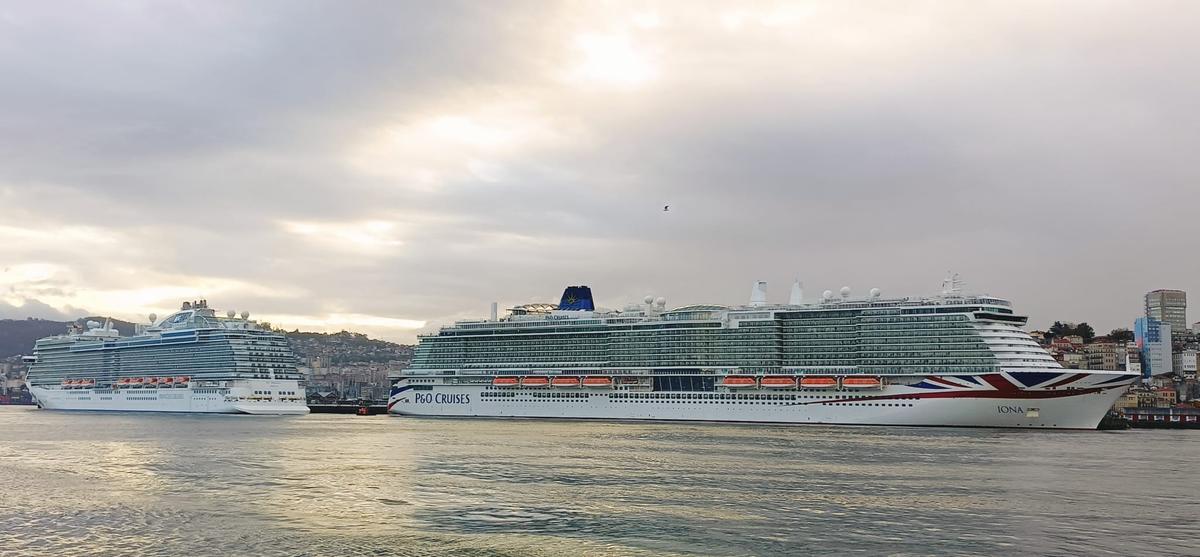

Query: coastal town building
left=1084, top=340, right=1122, bottom=371
left=1145, top=289, right=1187, bottom=334
left=1134, top=317, right=1172, bottom=377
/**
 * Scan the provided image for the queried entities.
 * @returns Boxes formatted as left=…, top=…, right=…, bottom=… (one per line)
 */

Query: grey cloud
left=1, top=1, right=1198, bottom=339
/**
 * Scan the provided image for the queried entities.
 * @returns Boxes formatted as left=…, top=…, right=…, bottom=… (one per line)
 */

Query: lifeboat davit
left=760, top=376, right=797, bottom=389
left=800, top=376, right=838, bottom=389
left=493, top=376, right=520, bottom=387
left=721, top=375, right=758, bottom=388
left=551, top=376, right=580, bottom=387
left=842, top=376, right=883, bottom=389
left=582, top=376, right=613, bottom=388
left=521, top=376, right=550, bottom=388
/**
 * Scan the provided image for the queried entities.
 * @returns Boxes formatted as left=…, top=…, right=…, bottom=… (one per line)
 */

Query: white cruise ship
left=25, top=300, right=309, bottom=414
left=389, top=278, right=1138, bottom=429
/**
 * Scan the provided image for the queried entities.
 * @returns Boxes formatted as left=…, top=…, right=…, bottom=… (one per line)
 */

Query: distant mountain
left=0, top=317, right=138, bottom=359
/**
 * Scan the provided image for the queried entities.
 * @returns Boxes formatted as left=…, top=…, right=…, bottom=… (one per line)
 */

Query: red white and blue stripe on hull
left=388, top=370, right=1138, bottom=429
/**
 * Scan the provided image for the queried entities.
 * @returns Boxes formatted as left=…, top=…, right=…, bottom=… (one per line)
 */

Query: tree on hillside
left=1109, top=328, right=1134, bottom=342
left=1044, top=321, right=1095, bottom=342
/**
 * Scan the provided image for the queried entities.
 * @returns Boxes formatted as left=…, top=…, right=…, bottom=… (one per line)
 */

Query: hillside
left=286, top=330, right=413, bottom=364
left=0, top=317, right=138, bottom=358
left=0, top=318, right=412, bottom=364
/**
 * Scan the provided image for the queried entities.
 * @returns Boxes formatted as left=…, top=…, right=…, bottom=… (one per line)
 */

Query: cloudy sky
left=1, top=1, right=1198, bottom=341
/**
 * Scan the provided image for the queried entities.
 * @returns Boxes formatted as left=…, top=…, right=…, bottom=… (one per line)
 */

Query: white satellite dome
left=643, top=295, right=654, bottom=305
left=822, top=290, right=833, bottom=300
left=840, top=286, right=851, bottom=298
left=227, top=310, right=236, bottom=318
left=654, top=296, right=666, bottom=307
left=869, top=288, right=881, bottom=298
left=86, top=320, right=100, bottom=329
left=240, top=311, right=250, bottom=319
left=148, top=313, right=157, bottom=323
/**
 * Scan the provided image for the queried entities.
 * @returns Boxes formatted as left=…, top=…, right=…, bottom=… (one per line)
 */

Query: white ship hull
left=29, top=379, right=309, bottom=415
left=388, top=372, right=1136, bottom=429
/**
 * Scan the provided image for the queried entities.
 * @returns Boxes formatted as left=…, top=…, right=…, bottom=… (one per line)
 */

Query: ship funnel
left=749, top=281, right=768, bottom=307
left=789, top=279, right=804, bottom=305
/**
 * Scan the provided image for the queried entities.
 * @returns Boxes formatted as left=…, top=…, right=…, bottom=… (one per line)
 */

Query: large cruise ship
left=389, top=278, right=1138, bottom=429
left=25, top=300, right=309, bottom=414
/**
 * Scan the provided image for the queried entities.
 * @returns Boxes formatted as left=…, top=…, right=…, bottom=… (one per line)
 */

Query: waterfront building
left=1154, top=387, right=1178, bottom=407
left=1173, top=349, right=1198, bottom=380
left=1114, top=390, right=1140, bottom=410
left=1134, top=317, right=1172, bottom=378
left=1062, top=352, right=1085, bottom=369
left=1085, top=341, right=1122, bottom=371
left=1145, top=289, right=1187, bottom=334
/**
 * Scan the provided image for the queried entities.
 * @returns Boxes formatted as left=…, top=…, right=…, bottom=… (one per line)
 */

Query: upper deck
left=406, top=283, right=1054, bottom=376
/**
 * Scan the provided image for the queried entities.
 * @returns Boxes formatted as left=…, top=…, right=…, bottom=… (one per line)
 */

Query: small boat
left=760, top=376, right=797, bottom=388
left=130, top=377, right=144, bottom=386
left=492, top=376, right=520, bottom=387
left=800, top=376, right=837, bottom=389
left=147, top=377, right=159, bottom=386
left=521, top=376, right=550, bottom=387
left=581, top=376, right=613, bottom=388
left=721, top=375, right=758, bottom=388
left=116, top=378, right=130, bottom=387
left=551, top=376, right=581, bottom=387
left=82, top=379, right=95, bottom=387
left=175, top=376, right=190, bottom=386
left=60, top=379, right=71, bottom=388
left=159, top=377, right=174, bottom=386
left=842, top=376, right=882, bottom=389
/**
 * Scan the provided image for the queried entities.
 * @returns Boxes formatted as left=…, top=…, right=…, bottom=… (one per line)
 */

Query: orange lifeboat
left=842, top=376, right=882, bottom=389
left=60, top=379, right=70, bottom=388
left=160, top=376, right=174, bottom=386
left=521, top=376, right=550, bottom=388
left=581, top=376, right=613, bottom=388
left=800, top=376, right=837, bottom=389
left=492, top=376, right=520, bottom=387
left=147, top=377, right=159, bottom=386
left=760, top=376, right=797, bottom=389
left=551, top=376, right=581, bottom=387
left=130, top=377, right=144, bottom=386
left=721, top=375, right=758, bottom=388
left=116, top=378, right=130, bottom=387
left=175, top=376, right=190, bottom=386
left=82, top=379, right=95, bottom=387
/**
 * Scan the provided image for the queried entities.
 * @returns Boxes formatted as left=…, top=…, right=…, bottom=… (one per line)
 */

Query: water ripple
left=0, top=407, right=1196, bottom=555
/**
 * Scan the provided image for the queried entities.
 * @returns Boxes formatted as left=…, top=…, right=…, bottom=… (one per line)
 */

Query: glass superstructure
left=408, top=289, right=1057, bottom=377
left=25, top=300, right=301, bottom=388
